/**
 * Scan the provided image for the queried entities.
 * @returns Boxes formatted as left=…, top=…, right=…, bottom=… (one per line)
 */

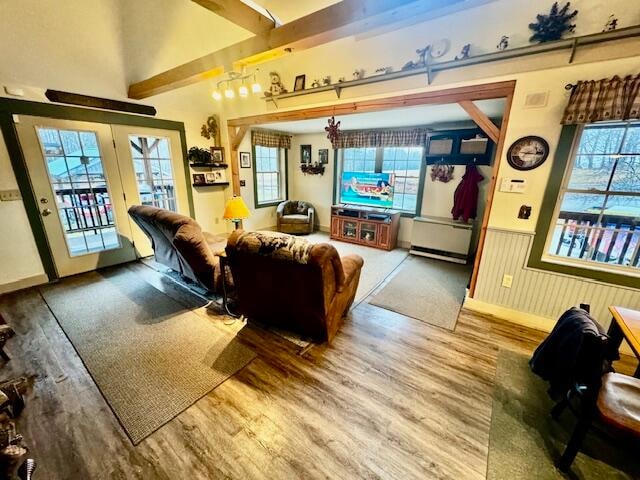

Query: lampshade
left=223, top=196, right=250, bottom=221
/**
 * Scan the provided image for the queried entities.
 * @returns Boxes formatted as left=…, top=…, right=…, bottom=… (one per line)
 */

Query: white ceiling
left=261, top=98, right=505, bottom=133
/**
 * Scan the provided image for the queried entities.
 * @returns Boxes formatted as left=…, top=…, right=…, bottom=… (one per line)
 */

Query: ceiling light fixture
left=211, top=68, right=262, bottom=102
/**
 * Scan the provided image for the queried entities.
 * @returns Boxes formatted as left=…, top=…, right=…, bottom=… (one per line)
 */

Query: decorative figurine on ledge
left=264, top=72, right=287, bottom=96
left=455, top=44, right=471, bottom=60
left=497, top=35, right=509, bottom=51
left=322, top=76, right=331, bottom=86
left=311, top=79, right=321, bottom=88
left=402, top=45, right=430, bottom=70
left=352, top=69, right=364, bottom=80
left=603, top=14, right=618, bottom=32
left=529, top=2, right=578, bottom=43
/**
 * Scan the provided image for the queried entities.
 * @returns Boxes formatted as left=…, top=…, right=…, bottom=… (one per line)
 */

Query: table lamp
left=223, top=196, right=250, bottom=230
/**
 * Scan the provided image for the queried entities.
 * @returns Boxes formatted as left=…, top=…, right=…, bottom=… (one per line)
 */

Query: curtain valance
left=252, top=129, right=292, bottom=149
left=332, top=128, right=430, bottom=149
left=562, top=74, right=640, bottom=125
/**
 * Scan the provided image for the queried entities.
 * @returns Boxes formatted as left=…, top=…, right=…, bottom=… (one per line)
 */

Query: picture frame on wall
left=205, top=171, right=226, bottom=184
left=318, top=148, right=329, bottom=164
left=294, top=74, right=306, bottom=91
left=210, top=146, right=225, bottom=164
left=192, top=173, right=206, bottom=185
left=301, top=144, right=312, bottom=164
left=239, top=151, right=251, bottom=168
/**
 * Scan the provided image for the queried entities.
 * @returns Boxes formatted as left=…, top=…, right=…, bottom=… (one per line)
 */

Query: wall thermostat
left=500, top=178, right=527, bottom=193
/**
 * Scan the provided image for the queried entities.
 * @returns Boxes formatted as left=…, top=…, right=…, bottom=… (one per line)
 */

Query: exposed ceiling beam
left=458, top=100, right=500, bottom=142
left=129, top=0, right=471, bottom=99
left=191, top=0, right=277, bottom=35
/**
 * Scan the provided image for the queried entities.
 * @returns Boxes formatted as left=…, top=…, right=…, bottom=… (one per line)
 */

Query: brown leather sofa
left=276, top=200, right=315, bottom=234
left=225, top=230, right=364, bottom=342
left=128, top=205, right=228, bottom=293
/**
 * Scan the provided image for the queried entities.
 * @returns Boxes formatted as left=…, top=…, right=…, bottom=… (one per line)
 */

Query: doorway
left=14, top=116, right=189, bottom=277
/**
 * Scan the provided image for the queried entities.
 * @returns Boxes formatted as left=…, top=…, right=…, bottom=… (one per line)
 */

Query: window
left=544, top=122, right=640, bottom=275
left=339, top=147, right=424, bottom=214
left=254, top=145, right=286, bottom=206
left=128, top=135, right=177, bottom=212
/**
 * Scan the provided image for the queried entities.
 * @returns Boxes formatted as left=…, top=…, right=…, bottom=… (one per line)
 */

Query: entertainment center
left=330, top=205, right=400, bottom=251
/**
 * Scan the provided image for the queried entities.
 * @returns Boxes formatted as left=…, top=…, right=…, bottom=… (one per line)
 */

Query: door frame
left=0, top=98, right=194, bottom=281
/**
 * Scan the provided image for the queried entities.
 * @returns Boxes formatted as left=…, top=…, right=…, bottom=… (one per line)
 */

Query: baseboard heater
left=410, top=216, right=473, bottom=264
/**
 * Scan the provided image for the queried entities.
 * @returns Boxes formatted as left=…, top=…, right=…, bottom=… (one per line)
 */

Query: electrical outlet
left=0, top=189, right=21, bottom=201
left=502, top=274, right=513, bottom=288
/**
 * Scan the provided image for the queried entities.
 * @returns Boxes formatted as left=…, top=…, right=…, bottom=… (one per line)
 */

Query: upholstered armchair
left=276, top=200, right=315, bottom=234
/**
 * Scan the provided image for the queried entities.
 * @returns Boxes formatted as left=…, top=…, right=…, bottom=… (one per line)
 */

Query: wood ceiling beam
left=191, top=0, right=276, bottom=35
left=226, top=81, right=516, bottom=128
left=128, top=0, right=468, bottom=99
left=458, top=100, right=500, bottom=143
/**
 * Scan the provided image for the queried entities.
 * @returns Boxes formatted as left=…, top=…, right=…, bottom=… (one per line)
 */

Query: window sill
left=527, top=254, right=640, bottom=289
left=255, top=200, right=284, bottom=209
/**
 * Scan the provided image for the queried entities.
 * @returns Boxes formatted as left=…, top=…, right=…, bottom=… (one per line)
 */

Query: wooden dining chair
left=552, top=331, right=640, bottom=471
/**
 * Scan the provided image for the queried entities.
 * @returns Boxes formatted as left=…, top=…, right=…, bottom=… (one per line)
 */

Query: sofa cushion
left=281, top=214, right=310, bottom=224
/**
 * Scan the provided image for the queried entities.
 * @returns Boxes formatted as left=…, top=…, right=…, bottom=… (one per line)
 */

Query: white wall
left=289, top=133, right=335, bottom=230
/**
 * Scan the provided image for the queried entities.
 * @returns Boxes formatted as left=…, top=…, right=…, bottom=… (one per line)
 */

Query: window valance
left=562, top=74, right=640, bottom=125
left=332, top=128, right=430, bottom=149
left=251, top=129, right=292, bottom=149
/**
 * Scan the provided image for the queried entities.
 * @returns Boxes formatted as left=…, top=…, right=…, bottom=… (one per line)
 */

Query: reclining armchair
left=225, top=230, right=364, bottom=342
left=277, top=200, right=315, bottom=234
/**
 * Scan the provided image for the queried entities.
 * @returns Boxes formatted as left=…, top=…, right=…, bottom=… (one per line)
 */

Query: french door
left=15, top=117, right=188, bottom=277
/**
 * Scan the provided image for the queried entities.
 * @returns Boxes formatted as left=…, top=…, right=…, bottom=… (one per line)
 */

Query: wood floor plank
left=0, top=264, right=636, bottom=479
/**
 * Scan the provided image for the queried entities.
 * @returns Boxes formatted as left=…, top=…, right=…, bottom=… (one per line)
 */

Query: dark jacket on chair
left=530, top=307, right=614, bottom=400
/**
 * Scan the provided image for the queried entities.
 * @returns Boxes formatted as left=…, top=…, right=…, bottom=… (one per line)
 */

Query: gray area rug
left=40, top=269, right=256, bottom=444
left=488, top=350, right=640, bottom=479
left=368, top=255, right=470, bottom=330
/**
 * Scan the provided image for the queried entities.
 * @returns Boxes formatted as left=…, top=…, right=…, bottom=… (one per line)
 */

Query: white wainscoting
left=473, top=228, right=640, bottom=329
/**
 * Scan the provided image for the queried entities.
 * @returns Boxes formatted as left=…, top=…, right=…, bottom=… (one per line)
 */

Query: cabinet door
left=331, top=216, right=341, bottom=237
left=359, top=222, right=378, bottom=244
left=341, top=219, right=359, bottom=240
left=378, top=224, right=391, bottom=249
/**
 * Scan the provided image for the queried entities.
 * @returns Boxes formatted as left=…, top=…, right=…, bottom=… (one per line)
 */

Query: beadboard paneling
left=474, top=229, right=640, bottom=327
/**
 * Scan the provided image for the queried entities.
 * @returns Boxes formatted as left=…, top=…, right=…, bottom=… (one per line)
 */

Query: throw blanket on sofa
left=235, top=231, right=313, bottom=264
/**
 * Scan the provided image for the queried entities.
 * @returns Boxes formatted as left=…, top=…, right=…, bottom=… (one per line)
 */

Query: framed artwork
left=300, top=144, right=312, bottom=164
left=318, top=148, right=329, bottom=164
left=240, top=151, right=251, bottom=168
left=210, top=146, right=225, bottom=164
left=205, top=170, right=226, bottom=183
left=294, top=74, right=306, bottom=91
left=192, top=173, right=206, bottom=185
left=507, top=136, right=550, bottom=171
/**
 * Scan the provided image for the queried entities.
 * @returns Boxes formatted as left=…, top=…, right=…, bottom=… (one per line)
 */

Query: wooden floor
left=0, top=263, right=635, bottom=479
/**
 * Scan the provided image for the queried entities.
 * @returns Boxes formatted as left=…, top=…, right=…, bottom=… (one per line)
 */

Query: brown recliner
left=277, top=200, right=315, bottom=234
left=128, top=205, right=228, bottom=293
left=225, top=230, right=363, bottom=342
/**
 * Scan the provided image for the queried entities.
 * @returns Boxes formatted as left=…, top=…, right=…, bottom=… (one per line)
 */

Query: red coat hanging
left=451, top=165, right=484, bottom=222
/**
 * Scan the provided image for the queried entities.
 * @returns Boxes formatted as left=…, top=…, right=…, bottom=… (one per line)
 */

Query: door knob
left=41, top=208, right=52, bottom=217
left=39, top=197, right=48, bottom=204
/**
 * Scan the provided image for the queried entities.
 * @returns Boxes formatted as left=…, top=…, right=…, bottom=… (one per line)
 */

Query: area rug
left=39, top=268, right=256, bottom=444
left=305, top=232, right=408, bottom=304
left=368, top=255, right=470, bottom=330
left=487, top=349, right=640, bottom=479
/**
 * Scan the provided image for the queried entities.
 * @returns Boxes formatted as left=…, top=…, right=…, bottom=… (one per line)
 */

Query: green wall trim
left=0, top=98, right=194, bottom=281
left=527, top=124, right=639, bottom=289
left=252, top=145, right=288, bottom=209
left=332, top=149, right=338, bottom=205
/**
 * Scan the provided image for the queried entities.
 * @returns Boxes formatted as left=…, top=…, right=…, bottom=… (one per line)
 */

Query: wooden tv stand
left=330, top=205, right=401, bottom=251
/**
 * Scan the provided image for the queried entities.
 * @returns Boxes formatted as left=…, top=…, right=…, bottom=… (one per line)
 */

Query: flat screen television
left=340, top=171, right=395, bottom=209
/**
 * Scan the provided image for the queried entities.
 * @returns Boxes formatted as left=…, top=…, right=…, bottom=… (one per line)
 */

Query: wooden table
left=608, top=306, right=640, bottom=378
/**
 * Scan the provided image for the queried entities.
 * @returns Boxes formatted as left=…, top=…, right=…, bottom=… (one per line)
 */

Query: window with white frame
left=340, top=146, right=423, bottom=213
left=254, top=145, right=285, bottom=205
left=544, top=121, right=640, bottom=274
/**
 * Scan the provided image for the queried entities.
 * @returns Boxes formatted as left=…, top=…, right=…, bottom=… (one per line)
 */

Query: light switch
left=502, top=274, right=513, bottom=288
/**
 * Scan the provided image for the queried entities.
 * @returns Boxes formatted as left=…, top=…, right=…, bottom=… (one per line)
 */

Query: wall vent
left=523, top=91, right=549, bottom=109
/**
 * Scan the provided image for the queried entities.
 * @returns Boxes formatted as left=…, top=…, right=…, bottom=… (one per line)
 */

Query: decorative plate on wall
left=506, top=136, right=550, bottom=171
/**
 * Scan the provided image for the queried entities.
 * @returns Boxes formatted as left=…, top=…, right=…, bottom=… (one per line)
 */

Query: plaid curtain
left=562, top=74, right=640, bottom=125
left=332, top=128, right=430, bottom=149
left=251, top=129, right=292, bottom=149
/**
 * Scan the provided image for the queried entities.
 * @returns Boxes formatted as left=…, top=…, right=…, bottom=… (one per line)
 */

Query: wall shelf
left=189, top=163, right=228, bottom=169
left=192, top=182, right=229, bottom=187
left=263, top=25, right=640, bottom=108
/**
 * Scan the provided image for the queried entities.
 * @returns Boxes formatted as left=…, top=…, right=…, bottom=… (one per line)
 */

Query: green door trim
left=0, top=98, right=195, bottom=282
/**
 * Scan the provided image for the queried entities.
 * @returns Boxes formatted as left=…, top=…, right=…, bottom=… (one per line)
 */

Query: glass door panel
left=360, top=222, right=377, bottom=243
left=15, top=116, right=136, bottom=278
